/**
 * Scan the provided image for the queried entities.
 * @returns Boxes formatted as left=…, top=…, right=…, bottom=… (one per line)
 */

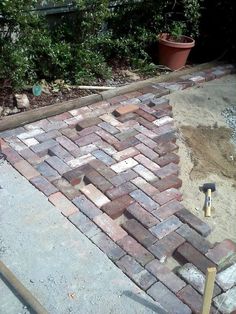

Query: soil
left=168, top=74, right=236, bottom=244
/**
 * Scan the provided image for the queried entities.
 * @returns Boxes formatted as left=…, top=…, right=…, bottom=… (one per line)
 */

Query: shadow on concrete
left=122, top=290, right=168, bottom=314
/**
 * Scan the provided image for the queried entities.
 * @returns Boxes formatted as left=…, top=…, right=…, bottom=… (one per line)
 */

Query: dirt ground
left=168, top=75, right=236, bottom=244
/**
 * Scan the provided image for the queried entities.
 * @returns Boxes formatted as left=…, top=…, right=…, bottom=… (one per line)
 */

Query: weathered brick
left=0, top=127, right=26, bottom=138
left=30, top=176, right=58, bottom=196
left=91, top=149, right=115, bottom=166
left=149, top=215, right=182, bottom=239
left=102, top=195, right=134, bottom=219
left=138, top=92, right=155, bottom=102
left=133, top=164, right=157, bottom=182
left=75, top=133, right=101, bottom=147
left=154, top=141, right=178, bottom=156
left=76, top=117, right=102, bottom=131
left=109, top=95, right=127, bottom=105
left=84, top=169, right=113, bottom=192
left=126, top=202, right=159, bottom=228
left=48, top=144, right=73, bottom=161
left=45, top=156, right=71, bottom=175
left=135, top=109, right=156, bottom=122
left=113, top=137, right=140, bottom=151
left=49, top=192, right=78, bottom=216
left=112, top=147, right=139, bottom=162
left=135, top=133, right=157, bottom=149
left=117, top=235, right=154, bottom=266
left=152, top=200, right=184, bottom=220
left=60, top=128, right=79, bottom=141
left=62, top=167, right=85, bottom=186
left=153, top=188, right=182, bottom=206
left=148, top=97, right=170, bottom=108
left=14, top=160, right=40, bottom=180
left=24, top=120, right=50, bottom=131
left=93, top=213, right=127, bottom=242
left=122, top=219, right=157, bottom=248
left=175, top=208, right=211, bottom=237
left=206, top=239, right=236, bottom=265
left=7, top=137, right=27, bottom=152
left=35, top=161, right=60, bottom=181
left=18, top=148, right=43, bottom=166
left=3, top=147, right=24, bottom=164
left=48, top=112, right=72, bottom=122
left=98, top=121, right=119, bottom=135
left=135, top=125, right=156, bottom=139
left=176, top=224, right=213, bottom=254
left=116, top=255, right=156, bottom=290
left=148, top=231, right=185, bottom=259
left=135, top=143, right=159, bottom=160
left=131, top=177, right=158, bottom=197
left=95, top=140, right=117, bottom=156
left=73, top=195, right=102, bottom=219
left=175, top=242, right=216, bottom=274
left=111, top=158, right=138, bottom=173
left=21, top=138, right=39, bottom=147
left=105, top=182, right=136, bottom=200
left=155, top=152, right=179, bottom=167
left=78, top=125, right=101, bottom=137
left=134, top=154, right=160, bottom=172
left=55, top=135, right=78, bottom=152
left=147, top=282, right=191, bottom=314
left=177, top=263, right=221, bottom=297
left=52, top=178, right=81, bottom=200
left=80, top=183, right=110, bottom=208
left=91, top=232, right=126, bottom=261
left=213, top=286, right=236, bottom=313
left=68, top=211, right=100, bottom=237
left=146, top=259, right=186, bottom=293
left=115, top=129, right=139, bottom=141
left=69, top=106, right=91, bottom=117
left=130, top=189, right=159, bottom=212
left=109, top=169, right=138, bottom=186
left=216, top=263, right=236, bottom=291
left=153, top=116, right=173, bottom=127
left=96, top=129, right=120, bottom=146
left=152, top=175, right=182, bottom=192
left=43, top=121, right=67, bottom=132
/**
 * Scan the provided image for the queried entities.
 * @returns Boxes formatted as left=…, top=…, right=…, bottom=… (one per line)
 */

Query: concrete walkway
left=0, top=161, right=165, bottom=314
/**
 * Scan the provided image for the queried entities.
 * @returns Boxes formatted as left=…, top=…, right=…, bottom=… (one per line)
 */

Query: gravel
left=222, top=104, right=236, bottom=143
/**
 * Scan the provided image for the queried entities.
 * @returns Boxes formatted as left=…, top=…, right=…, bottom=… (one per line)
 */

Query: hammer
left=201, top=183, right=216, bottom=217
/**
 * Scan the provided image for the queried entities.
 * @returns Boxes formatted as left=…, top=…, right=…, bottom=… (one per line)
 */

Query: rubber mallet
left=201, top=183, right=216, bottom=217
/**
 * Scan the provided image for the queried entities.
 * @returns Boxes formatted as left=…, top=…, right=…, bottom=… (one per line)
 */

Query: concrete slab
left=0, top=161, right=166, bottom=314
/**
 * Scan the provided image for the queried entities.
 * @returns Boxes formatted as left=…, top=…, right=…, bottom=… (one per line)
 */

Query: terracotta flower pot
left=158, top=33, right=195, bottom=70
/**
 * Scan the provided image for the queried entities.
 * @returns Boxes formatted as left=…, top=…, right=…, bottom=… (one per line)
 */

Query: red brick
left=175, top=208, right=211, bottom=237
left=49, top=192, right=78, bottom=216
left=152, top=175, right=182, bottom=192
left=84, top=169, right=113, bottom=192
left=126, top=202, right=159, bottom=228
left=3, top=147, right=24, bottom=164
left=134, top=154, right=160, bottom=172
left=135, top=109, right=156, bottom=122
left=113, top=147, right=139, bottom=162
left=116, top=255, right=156, bottom=290
left=136, top=116, right=155, bottom=130
left=131, top=177, right=159, bottom=197
left=93, top=213, right=127, bottom=242
left=152, top=200, right=184, bottom=220
left=122, top=219, right=157, bottom=248
left=91, top=232, right=126, bottom=261
left=78, top=125, right=101, bottom=137
left=102, top=195, right=134, bottom=219
left=146, top=259, right=186, bottom=293
left=105, top=182, right=136, bottom=200
left=75, top=133, right=101, bottom=146
left=52, top=178, right=81, bottom=200
left=68, top=211, right=100, bottom=238
left=176, top=224, right=213, bottom=254
left=147, top=282, right=191, bottom=314
left=90, top=160, right=116, bottom=180
left=14, top=160, right=40, bottom=180
left=155, top=153, right=180, bottom=167
left=135, top=143, right=159, bottom=160
left=76, top=117, right=102, bottom=131
left=109, top=95, right=128, bottom=105
left=30, top=176, right=58, bottom=196
left=124, top=91, right=143, bottom=98
left=148, top=231, right=185, bottom=259
left=55, top=135, right=78, bottom=152
left=48, top=112, right=72, bottom=122
left=62, top=166, right=87, bottom=186
left=177, top=285, right=217, bottom=314
left=153, top=188, right=182, bottom=206
left=206, top=239, right=236, bottom=265
left=117, top=235, right=154, bottom=266
left=96, top=129, right=119, bottom=145
left=149, top=215, right=182, bottom=239
left=175, top=242, right=216, bottom=274
left=154, top=163, right=179, bottom=179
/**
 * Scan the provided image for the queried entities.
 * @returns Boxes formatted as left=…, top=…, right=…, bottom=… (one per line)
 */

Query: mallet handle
left=205, top=189, right=212, bottom=217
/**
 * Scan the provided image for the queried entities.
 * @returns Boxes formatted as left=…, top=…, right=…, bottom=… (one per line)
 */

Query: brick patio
left=1, top=64, right=236, bottom=313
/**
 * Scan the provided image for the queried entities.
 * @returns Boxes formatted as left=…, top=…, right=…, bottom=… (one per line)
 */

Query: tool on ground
left=200, top=183, right=216, bottom=217
left=0, top=260, right=48, bottom=314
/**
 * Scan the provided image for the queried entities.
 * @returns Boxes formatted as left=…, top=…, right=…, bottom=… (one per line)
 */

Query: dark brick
left=31, top=139, right=58, bottom=157
left=117, top=235, right=154, bottom=266
left=154, top=142, right=178, bottom=156
left=105, top=182, right=136, bottom=200
left=175, top=208, right=211, bottom=237
left=152, top=175, right=182, bottom=192
left=126, top=202, right=159, bottom=228
left=52, top=178, right=81, bottom=200
left=95, top=129, right=119, bottom=145
left=152, top=200, right=184, bottom=220
left=148, top=97, right=170, bottom=108
left=154, top=163, right=179, bottom=179
left=48, top=144, right=73, bottom=161
left=147, top=282, right=191, bottom=314
left=153, top=131, right=176, bottom=145
left=153, top=109, right=173, bottom=119
left=114, top=137, right=141, bottom=151
left=60, top=128, right=79, bottom=141
left=35, top=162, right=60, bottom=181
left=116, top=255, right=156, bottom=290
left=122, top=219, right=157, bottom=248
left=45, top=156, right=71, bottom=175
left=109, top=169, right=138, bottom=186
left=149, top=215, right=182, bottom=239
left=148, top=232, right=185, bottom=259
left=30, top=176, right=58, bottom=196
left=175, top=242, right=217, bottom=274
left=102, top=195, right=134, bottom=219
left=155, top=153, right=180, bottom=167
left=176, top=224, right=213, bottom=254
left=73, top=195, right=102, bottom=219
left=84, top=169, right=113, bottom=192
left=76, top=117, right=102, bottom=131
left=75, top=133, right=101, bottom=146
left=91, top=232, right=126, bottom=261
left=206, top=239, right=236, bottom=265
left=135, top=109, right=156, bottom=122
left=146, top=259, right=186, bottom=293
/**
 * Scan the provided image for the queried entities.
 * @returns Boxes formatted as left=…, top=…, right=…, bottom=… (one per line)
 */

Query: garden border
left=0, top=61, right=220, bottom=132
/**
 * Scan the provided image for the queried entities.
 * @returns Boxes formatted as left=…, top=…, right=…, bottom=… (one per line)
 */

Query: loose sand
left=168, top=75, right=236, bottom=243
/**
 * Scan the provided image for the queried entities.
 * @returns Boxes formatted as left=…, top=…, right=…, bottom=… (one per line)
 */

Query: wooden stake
left=201, top=267, right=217, bottom=314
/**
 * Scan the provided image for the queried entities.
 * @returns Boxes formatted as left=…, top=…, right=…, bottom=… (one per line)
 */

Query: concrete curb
left=0, top=61, right=226, bottom=132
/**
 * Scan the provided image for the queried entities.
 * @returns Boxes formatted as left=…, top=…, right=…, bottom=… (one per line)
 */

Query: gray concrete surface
left=0, top=161, right=166, bottom=314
